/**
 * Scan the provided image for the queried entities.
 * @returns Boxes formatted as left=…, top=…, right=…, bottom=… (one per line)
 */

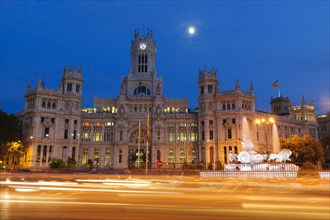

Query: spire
left=73, top=64, right=77, bottom=74
left=235, top=79, right=240, bottom=90
left=250, top=82, right=254, bottom=95
left=301, top=95, right=306, bottom=108
left=27, top=80, right=31, bottom=92
left=310, top=99, right=314, bottom=106
left=37, top=77, right=43, bottom=89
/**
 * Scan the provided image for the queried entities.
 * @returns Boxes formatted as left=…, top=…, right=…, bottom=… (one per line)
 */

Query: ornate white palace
left=18, top=29, right=318, bottom=170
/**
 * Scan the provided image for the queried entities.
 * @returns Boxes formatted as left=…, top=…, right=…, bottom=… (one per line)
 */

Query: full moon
left=188, top=26, right=195, bottom=35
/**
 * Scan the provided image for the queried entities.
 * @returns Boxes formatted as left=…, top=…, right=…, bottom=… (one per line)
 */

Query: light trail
left=1, top=199, right=328, bottom=220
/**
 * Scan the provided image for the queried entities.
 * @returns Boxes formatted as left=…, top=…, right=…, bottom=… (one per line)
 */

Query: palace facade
left=18, top=30, right=318, bottom=170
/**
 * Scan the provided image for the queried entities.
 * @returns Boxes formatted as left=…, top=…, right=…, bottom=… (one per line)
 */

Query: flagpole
left=146, top=114, right=149, bottom=175
left=278, top=87, right=281, bottom=98
left=138, top=121, right=140, bottom=169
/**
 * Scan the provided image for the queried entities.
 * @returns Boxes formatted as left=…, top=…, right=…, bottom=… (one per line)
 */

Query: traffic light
left=2, top=165, right=6, bottom=169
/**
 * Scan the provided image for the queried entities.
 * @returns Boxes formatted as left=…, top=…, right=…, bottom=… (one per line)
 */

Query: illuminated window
left=190, top=132, right=197, bottom=141
left=82, top=148, right=88, bottom=164
left=192, top=149, right=197, bottom=164
left=169, top=132, right=176, bottom=142
left=179, top=150, right=185, bottom=164
left=94, top=149, right=100, bottom=164
left=105, top=148, right=111, bottom=166
left=168, top=149, right=174, bottom=163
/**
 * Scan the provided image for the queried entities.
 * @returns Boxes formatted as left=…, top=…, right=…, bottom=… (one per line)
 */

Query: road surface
left=1, top=172, right=329, bottom=220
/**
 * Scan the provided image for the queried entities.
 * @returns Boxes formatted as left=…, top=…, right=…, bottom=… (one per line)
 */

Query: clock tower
left=130, top=29, right=156, bottom=76
left=119, top=28, right=162, bottom=97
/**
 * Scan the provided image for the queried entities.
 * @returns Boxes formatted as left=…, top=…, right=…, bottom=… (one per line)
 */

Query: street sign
left=157, top=160, right=163, bottom=168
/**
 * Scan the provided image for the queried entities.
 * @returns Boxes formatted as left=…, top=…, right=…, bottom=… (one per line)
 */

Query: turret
left=61, top=65, right=83, bottom=96
left=198, top=65, right=219, bottom=97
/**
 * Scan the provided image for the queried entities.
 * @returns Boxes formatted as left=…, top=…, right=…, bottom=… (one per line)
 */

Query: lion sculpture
left=267, top=149, right=292, bottom=162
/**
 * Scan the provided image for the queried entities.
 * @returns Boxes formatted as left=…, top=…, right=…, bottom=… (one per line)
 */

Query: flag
left=272, top=80, right=279, bottom=88
left=146, top=114, right=150, bottom=142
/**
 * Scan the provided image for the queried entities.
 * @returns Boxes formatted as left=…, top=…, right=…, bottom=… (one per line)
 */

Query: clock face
left=139, top=43, right=146, bottom=50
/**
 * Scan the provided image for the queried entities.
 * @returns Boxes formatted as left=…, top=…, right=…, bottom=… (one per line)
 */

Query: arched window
left=234, top=146, right=238, bottom=154
left=224, top=147, right=227, bottom=163
left=119, top=150, right=122, bottom=163
left=168, top=149, right=174, bottom=163
left=179, top=150, right=185, bottom=164
left=62, top=146, right=67, bottom=162
left=157, top=150, right=161, bottom=160
left=48, top=146, right=52, bottom=162
left=133, top=85, right=151, bottom=96
left=42, top=145, right=47, bottom=162
left=72, top=146, right=76, bottom=159
left=192, top=149, right=197, bottom=164
left=37, top=145, right=41, bottom=163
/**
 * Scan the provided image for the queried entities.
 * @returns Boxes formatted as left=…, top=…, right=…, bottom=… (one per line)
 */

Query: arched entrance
left=127, top=146, right=152, bottom=169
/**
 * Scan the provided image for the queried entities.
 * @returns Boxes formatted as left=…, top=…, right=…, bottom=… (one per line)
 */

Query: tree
left=280, top=134, right=324, bottom=164
left=6, top=141, right=24, bottom=168
left=0, top=111, right=23, bottom=162
left=50, top=159, right=66, bottom=169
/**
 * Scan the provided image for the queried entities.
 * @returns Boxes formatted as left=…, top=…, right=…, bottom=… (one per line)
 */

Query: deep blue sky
left=1, top=1, right=329, bottom=114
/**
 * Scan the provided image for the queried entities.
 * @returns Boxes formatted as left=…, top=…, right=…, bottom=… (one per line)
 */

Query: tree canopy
left=280, top=134, right=324, bottom=164
left=0, top=110, right=22, bottom=160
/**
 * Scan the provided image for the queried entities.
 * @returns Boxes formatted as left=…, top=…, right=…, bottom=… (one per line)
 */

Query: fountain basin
left=200, top=171, right=298, bottom=178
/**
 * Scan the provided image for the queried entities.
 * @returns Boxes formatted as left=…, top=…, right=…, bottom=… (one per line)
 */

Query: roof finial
left=235, top=78, right=240, bottom=90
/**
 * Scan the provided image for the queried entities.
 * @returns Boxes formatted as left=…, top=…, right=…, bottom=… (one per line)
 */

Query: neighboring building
left=17, top=29, right=319, bottom=170
left=20, top=67, right=82, bottom=168
left=270, top=95, right=291, bottom=116
left=317, top=112, right=330, bottom=163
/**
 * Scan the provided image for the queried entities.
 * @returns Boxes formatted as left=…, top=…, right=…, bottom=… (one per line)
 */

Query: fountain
left=272, top=123, right=280, bottom=154
left=200, top=116, right=299, bottom=178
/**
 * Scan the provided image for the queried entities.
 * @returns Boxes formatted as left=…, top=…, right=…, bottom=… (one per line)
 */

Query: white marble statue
left=267, top=149, right=292, bottom=163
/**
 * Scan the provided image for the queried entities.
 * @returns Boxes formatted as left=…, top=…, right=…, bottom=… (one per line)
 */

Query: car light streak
left=1, top=199, right=328, bottom=220
left=0, top=181, right=78, bottom=186
left=242, top=203, right=329, bottom=211
left=244, top=196, right=330, bottom=203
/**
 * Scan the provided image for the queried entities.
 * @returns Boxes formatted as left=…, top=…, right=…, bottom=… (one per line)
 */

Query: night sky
left=1, top=1, right=329, bottom=114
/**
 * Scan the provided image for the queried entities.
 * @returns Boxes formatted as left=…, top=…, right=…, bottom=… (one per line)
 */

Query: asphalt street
left=1, top=172, right=329, bottom=220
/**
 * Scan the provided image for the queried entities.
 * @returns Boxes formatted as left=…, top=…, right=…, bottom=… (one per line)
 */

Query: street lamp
left=255, top=117, right=275, bottom=154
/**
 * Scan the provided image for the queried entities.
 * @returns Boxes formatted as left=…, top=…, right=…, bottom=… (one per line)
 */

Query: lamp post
left=255, top=117, right=275, bottom=154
